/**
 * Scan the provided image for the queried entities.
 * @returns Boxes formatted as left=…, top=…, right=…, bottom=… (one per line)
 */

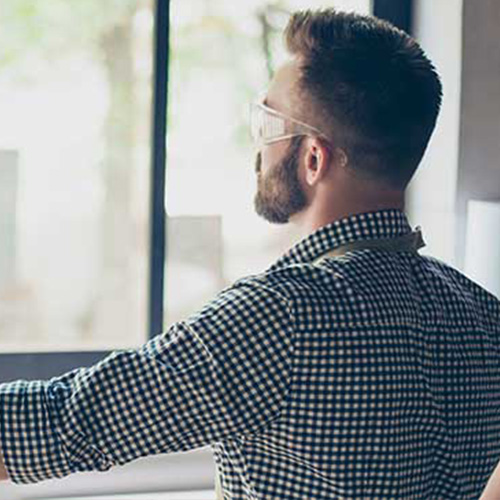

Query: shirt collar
left=267, top=208, right=414, bottom=272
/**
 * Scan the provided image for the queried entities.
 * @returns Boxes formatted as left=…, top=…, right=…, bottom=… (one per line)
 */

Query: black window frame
left=373, top=0, right=413, bottom=34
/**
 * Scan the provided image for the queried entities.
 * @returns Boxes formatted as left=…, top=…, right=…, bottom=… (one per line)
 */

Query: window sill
left=3, top=447, right=215, bottom=500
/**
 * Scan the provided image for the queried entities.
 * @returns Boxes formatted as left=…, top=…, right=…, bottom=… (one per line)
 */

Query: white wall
left=407, top=0, right=464, bottom=266
left=454, top=0, right=500, bottom=272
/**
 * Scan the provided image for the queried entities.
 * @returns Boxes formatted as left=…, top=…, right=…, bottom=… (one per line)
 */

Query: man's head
left=253, top=8, right=443, bottom=228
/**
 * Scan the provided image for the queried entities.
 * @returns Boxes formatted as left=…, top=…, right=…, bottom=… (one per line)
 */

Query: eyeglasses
left=249, top=93, right=329, bottom=148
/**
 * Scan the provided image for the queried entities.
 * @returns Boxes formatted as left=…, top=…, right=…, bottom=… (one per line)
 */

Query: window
left=0, top=0, right=154, bottom=353
left=164, top=0, right=372, bottom=326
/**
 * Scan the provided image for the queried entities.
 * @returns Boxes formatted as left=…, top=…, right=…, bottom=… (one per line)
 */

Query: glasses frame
left=249, top=93, right=330, bottom=148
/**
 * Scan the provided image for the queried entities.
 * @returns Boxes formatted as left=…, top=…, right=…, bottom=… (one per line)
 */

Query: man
left=1, top=7, right=499, bottom=499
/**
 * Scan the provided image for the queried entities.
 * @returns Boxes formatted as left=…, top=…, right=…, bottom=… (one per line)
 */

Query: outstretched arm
left=0, top=279, right=295, bottom=485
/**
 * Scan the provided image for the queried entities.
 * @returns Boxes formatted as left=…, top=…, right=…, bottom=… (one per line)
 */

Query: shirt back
left=213, top=209, right=500, bottom=500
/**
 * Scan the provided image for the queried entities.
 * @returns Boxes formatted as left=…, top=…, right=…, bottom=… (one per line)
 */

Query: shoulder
left=421, top=254, right=500, bottom=326
left=225, top=262, right=350, bottom=311
left=185, top=270, right=301, bottom=327
left=423, top=254, right=495, bottom=300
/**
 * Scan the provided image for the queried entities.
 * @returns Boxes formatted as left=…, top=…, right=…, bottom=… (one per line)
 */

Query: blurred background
left=0, top=0, right=372, bottom=353
left=0, top=0, right=498, bottom=498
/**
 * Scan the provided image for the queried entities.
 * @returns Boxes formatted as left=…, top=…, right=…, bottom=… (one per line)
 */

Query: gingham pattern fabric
left=1, top=208, right=500, bottom=499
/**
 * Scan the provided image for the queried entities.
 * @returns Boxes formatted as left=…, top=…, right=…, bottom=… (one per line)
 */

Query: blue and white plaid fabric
left=1, top=208, right=500, bottom=499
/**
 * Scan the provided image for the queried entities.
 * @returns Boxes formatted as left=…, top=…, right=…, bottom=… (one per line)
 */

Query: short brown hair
left=284, top=8, right=443, bottom=190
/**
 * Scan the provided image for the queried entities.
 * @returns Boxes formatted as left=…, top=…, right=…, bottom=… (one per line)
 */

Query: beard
left=253, top=136, right=309, bottom=224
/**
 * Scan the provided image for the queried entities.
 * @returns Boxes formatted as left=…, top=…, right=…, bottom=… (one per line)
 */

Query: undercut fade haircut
left=284, top=9, right=443, bottom=190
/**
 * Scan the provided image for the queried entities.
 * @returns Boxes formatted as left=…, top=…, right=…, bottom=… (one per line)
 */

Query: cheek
left=261, top=143, right=288, bottom=173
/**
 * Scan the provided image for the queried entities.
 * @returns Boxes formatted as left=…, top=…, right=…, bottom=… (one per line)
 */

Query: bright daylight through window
left=0, top=1, right=154, bottom=352
left=164, top=0, right=370, bottom=326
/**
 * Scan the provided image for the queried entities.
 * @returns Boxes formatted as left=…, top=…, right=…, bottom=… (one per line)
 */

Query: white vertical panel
left=464, top=200, right=500, bottom=298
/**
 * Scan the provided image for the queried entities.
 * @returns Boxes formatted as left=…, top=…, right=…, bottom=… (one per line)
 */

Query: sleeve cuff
left=0, top=378, right=112, bottom=484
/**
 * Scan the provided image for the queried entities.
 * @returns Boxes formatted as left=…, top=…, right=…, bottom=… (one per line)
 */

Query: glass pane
left=0, top=1, right=154, bottom=352
left=165, top=0, right=371, bottom=326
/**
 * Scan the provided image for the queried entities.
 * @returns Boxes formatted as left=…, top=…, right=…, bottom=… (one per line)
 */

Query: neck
left=291, top=194, right=406, bottom=238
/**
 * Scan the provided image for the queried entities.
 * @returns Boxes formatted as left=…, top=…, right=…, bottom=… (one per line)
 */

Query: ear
left=302, top=137, right=331, bottom=186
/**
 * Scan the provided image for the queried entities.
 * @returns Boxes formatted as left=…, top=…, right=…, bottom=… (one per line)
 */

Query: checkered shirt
left=1, top=208, right=500, bottom=499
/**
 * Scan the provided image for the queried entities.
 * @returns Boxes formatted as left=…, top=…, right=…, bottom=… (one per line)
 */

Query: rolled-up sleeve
left=0, top=279, right=296, bottom=484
